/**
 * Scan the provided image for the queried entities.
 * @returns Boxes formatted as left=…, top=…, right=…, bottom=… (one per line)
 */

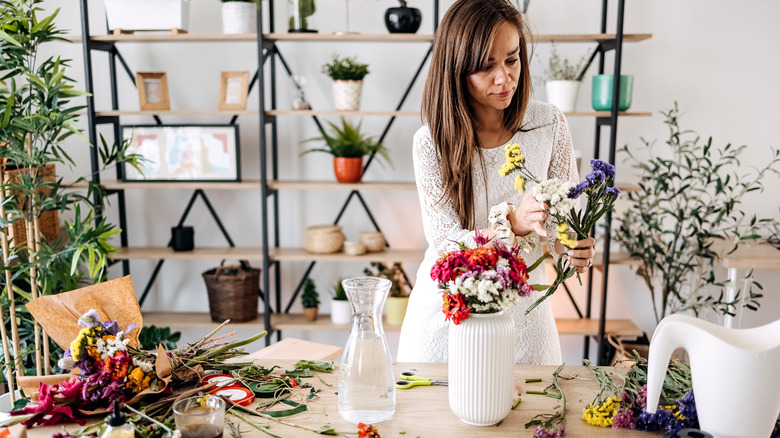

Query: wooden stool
left=245, top=338, right=342, bottom=361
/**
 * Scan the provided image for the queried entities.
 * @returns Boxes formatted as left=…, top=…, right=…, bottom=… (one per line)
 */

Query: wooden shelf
left=615, top=182, right=640, bottom=193
left=64, top=33, right=651, bottom=44
left=268, top=180, right=416, bottom=191
left=80, top=180, right=262, bottom=190
left=266, top=109, right=418, bottom=117
left=273, top=248, right=426, bottom=263
left=142, top=312, right=644, bottom=337
left=93, top=109, right=258, bottom=117
left=112, top=247, right=425, bottom=263
left=570, top=111, right=652, bottom=117
left=593, top=251, right=642, bottom=268
left=710, top=240, right=780, bottom=270
left=87, top=109, right=651, bottom=118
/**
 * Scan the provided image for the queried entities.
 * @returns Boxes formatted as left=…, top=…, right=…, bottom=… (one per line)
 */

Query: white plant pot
left=104, top=0, right=190, bottom=32
left=330, top=299, right=352, bottom=325
left=545, top=80, right=580, bottom=113
left=448, top=311, right=515, bottom=426
left=222, top=2, right=257, bottom=34
left=332, top=80, right=363, bottom=111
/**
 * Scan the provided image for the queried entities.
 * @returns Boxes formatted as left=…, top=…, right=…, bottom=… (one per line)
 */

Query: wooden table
left=28, top=361, right=657, bottom=438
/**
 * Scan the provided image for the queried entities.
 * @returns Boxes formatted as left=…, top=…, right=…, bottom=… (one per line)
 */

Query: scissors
left=396, top=371, right=448, bottom=389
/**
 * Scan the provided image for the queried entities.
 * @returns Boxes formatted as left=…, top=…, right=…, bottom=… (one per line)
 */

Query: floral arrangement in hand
left=500, top=143, right=621, bottom=313
left=432, top=233, right=534, bottom=324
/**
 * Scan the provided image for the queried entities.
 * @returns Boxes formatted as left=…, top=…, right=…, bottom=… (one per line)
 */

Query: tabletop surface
left=26, top=360, right=659, bottom=438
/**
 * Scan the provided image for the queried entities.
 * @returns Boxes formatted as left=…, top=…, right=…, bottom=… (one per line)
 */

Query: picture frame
left=136, top=72, right=170, bottom=111
left=218, top=71, right=250, bottom=111
left=120, top=125, right=241, bottom=182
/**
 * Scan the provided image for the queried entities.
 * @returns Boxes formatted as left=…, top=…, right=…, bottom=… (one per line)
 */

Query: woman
left=396, top=0, right=596, bottom=365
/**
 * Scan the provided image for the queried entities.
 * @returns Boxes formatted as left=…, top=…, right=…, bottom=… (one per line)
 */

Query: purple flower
left=636, top=385, right=648, bottom=407
left=533, top=426, right=565, bottom=438
left=568, top=181, right=589, bottom=199
left=586, top=170, right=606, bottom=185
left=612, top=409, right=636, bottom=430
left=82, top=370, right=111, bottom=403
left=590, top=159, right=615, bottom=178
left=78, top=309, right=101, bottom=328
left=678, top=391, right=697, bottom=421
left=473, top=230, right=491, bottom=246
left=604, top=186, right=621, bottom=196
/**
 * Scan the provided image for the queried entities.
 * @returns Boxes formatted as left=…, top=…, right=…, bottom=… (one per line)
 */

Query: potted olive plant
left=540, top=43, right=596, bottom=113
left=301, top=278, right=320, bottom=321
left=363, top=262, right=411, bottom=326
left=221, top=0, right=257, bottom=34
left=302, top=117, right=390, bottom=183
left=0, top=0, right=143, bottom=393
left=321, top=54, right=369, bottom=111
left=329, top=278, right=351, bottom=325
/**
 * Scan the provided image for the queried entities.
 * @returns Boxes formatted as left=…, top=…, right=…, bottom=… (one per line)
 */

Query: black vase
left=171, top=226, right=194, bottom=252
left=384, top=2, right=422, bottom=34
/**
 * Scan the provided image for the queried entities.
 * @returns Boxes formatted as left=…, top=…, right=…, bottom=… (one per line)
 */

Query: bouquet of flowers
left=432, top=233, right=534, bottom=324
left=500, top=143, right=621, bottom=313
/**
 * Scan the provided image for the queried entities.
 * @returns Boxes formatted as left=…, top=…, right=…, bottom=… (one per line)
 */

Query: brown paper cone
left=25, top=276, right=142, bottom=350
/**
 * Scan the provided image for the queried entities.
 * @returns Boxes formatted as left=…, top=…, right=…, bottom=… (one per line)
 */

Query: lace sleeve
left=545, top=107, right=580, bottom=255
left=413, top=127, right=478, bottom=256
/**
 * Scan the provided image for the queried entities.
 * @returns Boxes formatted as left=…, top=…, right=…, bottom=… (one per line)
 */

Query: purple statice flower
left=604, top=186, right=621, bottom=196
left=612, top=409, right=636, bottom=430
left=586, top=170, right=606, bottom=185
left=678, top=391, right=697, bottom=421
left=636, top=385, right=648, bottom=407
left=568, top=180, right=589, bottom=199
left=636, top=408, right=672, bottom=432
left=75, top=358, right=97, bottom=375
left=533, top=426, right=565, bottom=438
left=78, top=309, right=101, bottom=328
left=590, top=159, right=616, bottom=178
left=81, top=370, right=111, bottom=403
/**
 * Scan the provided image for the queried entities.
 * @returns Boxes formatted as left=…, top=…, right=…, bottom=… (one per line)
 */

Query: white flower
left=133, top=357, right=154, bottom=374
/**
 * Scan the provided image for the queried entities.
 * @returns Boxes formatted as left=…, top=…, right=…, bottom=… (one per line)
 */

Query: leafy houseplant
left=0, top=0, right=143, bottom=389
left=363, top=262, right=412, bottom=326
left=539, top=43, right=596, bottom=112
left=321, top=54, right=369, bottom=111
left=330, top=278, right=351, bottom=325
left=301, top=278, right=320, bottom=321
left=302, top=117, right=390, bottom=183
left=615, top=103, right=780, bottom=325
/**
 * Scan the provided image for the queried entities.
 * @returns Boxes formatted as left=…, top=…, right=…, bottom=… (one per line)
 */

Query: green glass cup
left=591, top=74, right=634, bottom=111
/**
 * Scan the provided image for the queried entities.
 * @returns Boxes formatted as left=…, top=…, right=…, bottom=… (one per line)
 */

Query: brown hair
left=421, top=0, right=533, bottom=229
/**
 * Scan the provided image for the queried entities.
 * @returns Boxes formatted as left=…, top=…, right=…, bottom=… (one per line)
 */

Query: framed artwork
left=218, top=71, right=250, bottom=111
left=136, top=72, right=170, bottom=111
left=121, top=125, right=241, bottom=182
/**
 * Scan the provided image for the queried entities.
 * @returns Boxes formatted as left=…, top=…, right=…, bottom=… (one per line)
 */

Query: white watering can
left=646, top=314, right=780, bottom=438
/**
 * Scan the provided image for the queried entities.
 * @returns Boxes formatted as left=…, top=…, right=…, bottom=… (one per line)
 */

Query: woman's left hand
left=555, top=237, right=596, bottom=273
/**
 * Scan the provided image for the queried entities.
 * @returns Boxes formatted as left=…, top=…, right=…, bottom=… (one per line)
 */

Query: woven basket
left=5, top=163, right=60, bottom=245
left=304, top=225, right=345, bottom=254
left=202, top=261, right=261, bottom=322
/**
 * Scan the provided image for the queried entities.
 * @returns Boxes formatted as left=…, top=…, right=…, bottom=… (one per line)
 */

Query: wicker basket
left=304, top=225, right=345, bottom=254
left=202, top=261, right=261, bottom=322
left=5, top=163, right=60, bottom=244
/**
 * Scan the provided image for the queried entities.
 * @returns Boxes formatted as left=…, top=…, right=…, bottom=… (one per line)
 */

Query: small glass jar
left=288, top=0, right=317, bottom=33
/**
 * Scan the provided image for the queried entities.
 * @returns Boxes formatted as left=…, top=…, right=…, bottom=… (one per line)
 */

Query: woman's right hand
left=509, top=194, right=549, bottom=237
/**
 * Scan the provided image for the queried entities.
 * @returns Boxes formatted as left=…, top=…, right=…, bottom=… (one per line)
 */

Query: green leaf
left=293, top=360, right=334, bottom=373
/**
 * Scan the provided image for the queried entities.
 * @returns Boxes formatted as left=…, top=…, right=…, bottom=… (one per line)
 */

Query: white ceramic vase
left=330, top=299, right=352, bottom=325
left=104, top=0, right=190, bottom=32
left=545, top=80, right=580, bottom=113
left=448, top=310, right=515, bottom=426
left=222, top=2, right=257, bottom=34
left=332, top=80, right=363, bottom=111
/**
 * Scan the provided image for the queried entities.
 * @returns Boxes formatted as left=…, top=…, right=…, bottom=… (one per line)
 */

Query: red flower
left=357, top=423, right=380, bottom=438
left=466, top=247, right=498, bottom=268
left=442, top=293, right=471, bottom=325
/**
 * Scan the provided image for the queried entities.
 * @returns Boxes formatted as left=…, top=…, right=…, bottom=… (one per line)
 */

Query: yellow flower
left=582, top=397, right=620, bottom=427
left=514, top=176, right=525, bottom=194
left=126, top=367, right=151, bottom=393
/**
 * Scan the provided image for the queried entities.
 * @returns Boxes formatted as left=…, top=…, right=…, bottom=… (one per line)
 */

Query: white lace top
left=396, top=100, right=578, bottom=365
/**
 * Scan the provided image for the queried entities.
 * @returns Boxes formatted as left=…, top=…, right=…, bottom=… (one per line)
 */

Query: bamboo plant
left=0, top=0, right=144, bottom=397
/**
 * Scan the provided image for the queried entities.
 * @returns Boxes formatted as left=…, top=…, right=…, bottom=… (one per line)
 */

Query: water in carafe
left=338, top=277, right=395, bottom=424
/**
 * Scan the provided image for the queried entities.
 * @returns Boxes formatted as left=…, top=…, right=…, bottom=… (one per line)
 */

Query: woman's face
left=466, top=22, right=521, bottom=117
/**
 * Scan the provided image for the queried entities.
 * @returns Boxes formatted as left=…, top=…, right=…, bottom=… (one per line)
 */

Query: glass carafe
left=337, top=277, right=395, bottom=424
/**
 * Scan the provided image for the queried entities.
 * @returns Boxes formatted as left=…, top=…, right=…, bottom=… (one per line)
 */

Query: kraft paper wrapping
left=25, top=276, right=142, bottom=350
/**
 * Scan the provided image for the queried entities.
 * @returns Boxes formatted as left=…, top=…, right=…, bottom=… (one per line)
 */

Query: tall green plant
left=0, top=0, right=144, bottom=381
left=615, top=103, right=780, bottom=324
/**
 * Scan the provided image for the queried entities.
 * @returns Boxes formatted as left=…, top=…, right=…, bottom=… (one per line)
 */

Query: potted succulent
left=539, top=43, right=596, bottom=113
left=0, top=0, right=143, bottom=390
left=363, top=262, right=411, bottom=326
left=221, top=0, right=258, bottom=34
left=289, top=0, right=317, bottom=33
left=302, top=117, right=390, bottom=183
left=329, top=278, right=351, bottom=325
left=321, top=54, right=369, bottom=111
left=104, top=0, right=191, bottom=33
left=301, top=278, right=320, bottom=321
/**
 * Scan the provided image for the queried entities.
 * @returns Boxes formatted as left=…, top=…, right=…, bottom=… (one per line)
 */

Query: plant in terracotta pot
left=329, top=278, right=352, bottom=325
left=538, top=43, right=596, bottom=113
left=321, top=54, right=369, bottom=111
left=363, top=262, right=412, bottom=326
left=302, top=117, right=390, bottom=183
left=301, top=278, right=320, bottom=321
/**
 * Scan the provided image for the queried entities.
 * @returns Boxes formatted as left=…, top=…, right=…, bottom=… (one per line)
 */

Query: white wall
left=40, top=0, right=780, bottom=362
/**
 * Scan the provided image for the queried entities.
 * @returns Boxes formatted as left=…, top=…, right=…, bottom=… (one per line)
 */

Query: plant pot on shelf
left=104, top=0, right=190, bottom=33
left=202, top=262, right=261, bottom=322
left=591, top=74, right=634, bottom=111
left=302, top=307, right=319, bottom=321
left=288, top=0, right=317, bottom=33
left=385, top=296, right=408, bottom=326
left=330, top=299, right=352, bottom=325
left=384, top=0, right=422, bottom=33
left=222, top=1, right=257, bottom=34
left=333, top=157, right=363, bottom=183
left=545, top=80, right=580, bottom=113
left=332, top=80, right=363, bottom=111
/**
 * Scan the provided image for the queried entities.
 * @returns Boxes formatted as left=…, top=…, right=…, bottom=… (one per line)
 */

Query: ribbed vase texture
left=448, top=311, right=515, bottom=426
left=222, top=2, right=257, bottom=34
left=332, top=80, right=363, bottom=111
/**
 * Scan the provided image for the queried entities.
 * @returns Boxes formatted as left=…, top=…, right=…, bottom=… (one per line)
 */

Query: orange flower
left=467, top=246, right=498, bottom=267
left=357, top=423, right=380, bottom=438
